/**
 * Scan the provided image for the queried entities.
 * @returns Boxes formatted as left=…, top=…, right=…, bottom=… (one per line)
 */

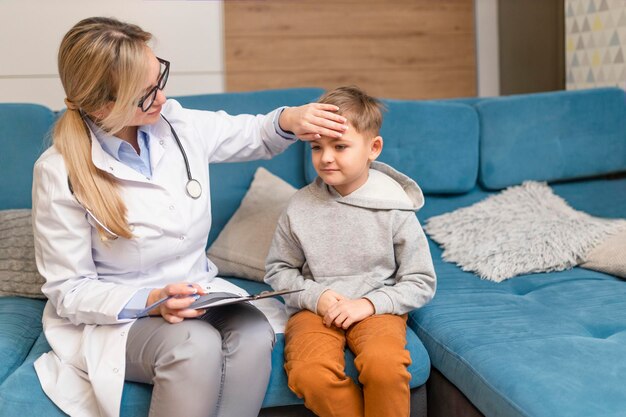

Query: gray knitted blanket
left=0, top=209, right=46, bottom=298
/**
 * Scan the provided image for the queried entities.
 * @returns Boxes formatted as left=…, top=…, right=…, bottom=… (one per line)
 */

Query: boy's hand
left=323, top=298, right=375, bottom=329
left=316, top=289, right=345, bottom=316
left=279, top=104, right=348, bottom=141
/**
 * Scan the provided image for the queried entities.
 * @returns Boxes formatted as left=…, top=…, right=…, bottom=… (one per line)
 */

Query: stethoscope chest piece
left=186, top=179, right=202, bottom=199
left=161, top=114, right=203, bottom=199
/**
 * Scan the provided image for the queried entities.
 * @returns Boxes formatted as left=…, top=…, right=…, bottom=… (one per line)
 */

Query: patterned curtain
left=566, top=0, right=626, bottom=89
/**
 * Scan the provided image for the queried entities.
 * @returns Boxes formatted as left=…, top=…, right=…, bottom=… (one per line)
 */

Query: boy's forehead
left=315, top=124, right=372, bottom=142
left=312, top=131, right=365, bottom=144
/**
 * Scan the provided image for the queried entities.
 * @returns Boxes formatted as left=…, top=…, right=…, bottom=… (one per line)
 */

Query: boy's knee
left=286, top=360, right=346, bottom=396
left=356, top=345, right=411, bottom=385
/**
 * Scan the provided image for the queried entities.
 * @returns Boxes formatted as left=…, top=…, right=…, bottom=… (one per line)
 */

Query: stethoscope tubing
left=161, top=114, right=203, bottom=200
left=161, top=115, right=193, bottom=187
left=67, top=113, right=202, bottom=239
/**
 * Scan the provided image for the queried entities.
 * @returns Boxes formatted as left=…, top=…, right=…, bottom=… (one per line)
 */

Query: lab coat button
left=169, top=205, right=175, bottom=210
left=113, top=368, right=119, bottom=373
left=159, top=140, right=164, bottom=145
left=120, top=331, right=126, bottom=337
left=179, top=235, right=185, bottom=241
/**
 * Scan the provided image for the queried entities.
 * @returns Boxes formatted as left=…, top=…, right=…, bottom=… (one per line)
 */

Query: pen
left=137, top=285, right=199, bottom=318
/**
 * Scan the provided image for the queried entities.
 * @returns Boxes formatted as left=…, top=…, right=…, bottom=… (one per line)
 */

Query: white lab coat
left=31, top=99, right=293, bottom=417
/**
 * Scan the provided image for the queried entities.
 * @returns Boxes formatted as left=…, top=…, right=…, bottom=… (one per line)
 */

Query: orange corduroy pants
left=284, top=310, right=412, bottom=417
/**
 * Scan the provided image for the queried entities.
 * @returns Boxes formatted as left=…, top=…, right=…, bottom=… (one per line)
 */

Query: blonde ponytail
left=54, top=17, right=153, bottom=240
left=54, top=109, right=133, bottom=239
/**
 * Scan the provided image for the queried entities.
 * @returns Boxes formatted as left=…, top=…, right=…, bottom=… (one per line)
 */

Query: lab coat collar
left=87, top=116, right=170, bottom=182
left=142, top=115, right=171, bottom=171
left=89, top=128, right=149, bottom=183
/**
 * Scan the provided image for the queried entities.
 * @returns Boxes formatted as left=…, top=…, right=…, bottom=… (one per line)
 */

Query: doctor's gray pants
left=125, top=302, right=275, bottom=417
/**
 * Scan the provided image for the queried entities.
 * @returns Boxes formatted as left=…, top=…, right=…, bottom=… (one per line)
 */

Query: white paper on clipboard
left=189, top=288, right=303, bottom=310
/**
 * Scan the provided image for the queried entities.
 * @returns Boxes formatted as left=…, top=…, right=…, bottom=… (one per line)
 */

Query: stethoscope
left=160, top=114, right=202, bottom=199
left=68, top=114, right=202, bottom=239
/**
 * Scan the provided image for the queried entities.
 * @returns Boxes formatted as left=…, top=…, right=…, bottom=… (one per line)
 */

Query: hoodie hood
left=309, top=161, right=424, bottom=211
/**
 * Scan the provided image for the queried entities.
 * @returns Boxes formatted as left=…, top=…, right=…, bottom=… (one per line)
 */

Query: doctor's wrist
left=278, top=107, right=296, bottom=134
left=146, top=288, right=163, bottom=316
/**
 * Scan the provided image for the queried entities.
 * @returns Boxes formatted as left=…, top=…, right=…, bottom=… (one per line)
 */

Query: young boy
left=265, top=86, right=436, bottom=417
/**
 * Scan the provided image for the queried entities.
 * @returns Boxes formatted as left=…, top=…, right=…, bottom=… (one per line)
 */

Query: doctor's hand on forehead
left=279, top=103, right=349, bottom=141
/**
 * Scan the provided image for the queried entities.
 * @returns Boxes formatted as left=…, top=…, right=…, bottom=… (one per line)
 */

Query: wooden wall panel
left=224, top=0, right=476, bottom=99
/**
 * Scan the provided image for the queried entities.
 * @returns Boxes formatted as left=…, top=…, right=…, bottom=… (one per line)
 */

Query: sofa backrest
left=476, top=87, right=626, bottom=190
left=5, top=87, right=623, bottom=240
left=0, top=104, right=55, bottom=210
left=174, top=88, right=323, bottom=246
left=304, top=99, right=480, bottom=194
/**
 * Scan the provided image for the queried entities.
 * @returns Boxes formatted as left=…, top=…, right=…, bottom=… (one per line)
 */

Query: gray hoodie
left=265, top=161, right=436, bottom=316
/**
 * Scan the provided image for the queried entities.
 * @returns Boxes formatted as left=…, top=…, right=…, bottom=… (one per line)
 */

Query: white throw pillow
left=0, top=209, right=46, bottom=298
left=207, top=167, right=297, bottom=282
left=424, top=181, right=626, bottom=282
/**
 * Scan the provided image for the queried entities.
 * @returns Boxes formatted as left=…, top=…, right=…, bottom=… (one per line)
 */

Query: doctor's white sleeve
left=32, top=160, right=140, bottom=326
left=167, top=99, right=295, bottom=164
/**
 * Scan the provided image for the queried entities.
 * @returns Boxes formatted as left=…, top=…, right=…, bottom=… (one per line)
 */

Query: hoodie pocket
left=364, top=277, right=385, bottom=289
left=316, top=274, right=384, bottom=298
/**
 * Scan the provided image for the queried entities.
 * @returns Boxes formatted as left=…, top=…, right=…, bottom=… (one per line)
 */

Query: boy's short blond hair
left=318, top=86, right=386, bottom=136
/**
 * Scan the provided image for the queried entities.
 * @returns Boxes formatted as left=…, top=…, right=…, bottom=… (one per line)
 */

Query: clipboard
left=189, top=288, right=303, bottom=310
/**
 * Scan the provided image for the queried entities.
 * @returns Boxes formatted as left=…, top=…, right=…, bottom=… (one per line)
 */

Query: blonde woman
left=32, top=17, right=348, bottom=417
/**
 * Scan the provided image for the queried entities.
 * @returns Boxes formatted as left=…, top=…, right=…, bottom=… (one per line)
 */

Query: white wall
left=0, top=1, right=499, bottom=106
left=475, top=0, right=501, bottom=97
left=0, top=0, right=225, bottom=110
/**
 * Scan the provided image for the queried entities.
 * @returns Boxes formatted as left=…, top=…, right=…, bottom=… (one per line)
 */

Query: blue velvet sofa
left=1, top=86, right=625, bottom=417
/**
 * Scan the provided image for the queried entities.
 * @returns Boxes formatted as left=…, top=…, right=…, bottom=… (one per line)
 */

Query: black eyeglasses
left=137, top=57, right=170, bottom=112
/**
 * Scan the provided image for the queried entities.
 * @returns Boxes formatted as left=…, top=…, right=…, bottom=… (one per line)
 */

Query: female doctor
left=31, top=17, right=347, bottom=417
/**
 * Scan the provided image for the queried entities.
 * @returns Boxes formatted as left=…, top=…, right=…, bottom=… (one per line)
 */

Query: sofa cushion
left=0, top=279, right=431, bottom=415
left=305, top=100, right=479, bottom=194
left=2, top=336, right=155, bottom=417
left=409, top=177, right=626, bottom=417
left=0, top=332, right=67, bottom=416
left=173, top=88, right=323, bottom=246
left=477, top=87, right=626, bottom=189
left=0, top=104, right=54, bottom=210
left=0, top=297, right=45, bottom=384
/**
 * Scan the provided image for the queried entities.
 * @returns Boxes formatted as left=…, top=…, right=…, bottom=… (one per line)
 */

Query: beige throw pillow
left=580, top=228, right=626, bottom=278
left=0, top=209, right=46, bottom=298
left=207, top=167, right=297, bottom=282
